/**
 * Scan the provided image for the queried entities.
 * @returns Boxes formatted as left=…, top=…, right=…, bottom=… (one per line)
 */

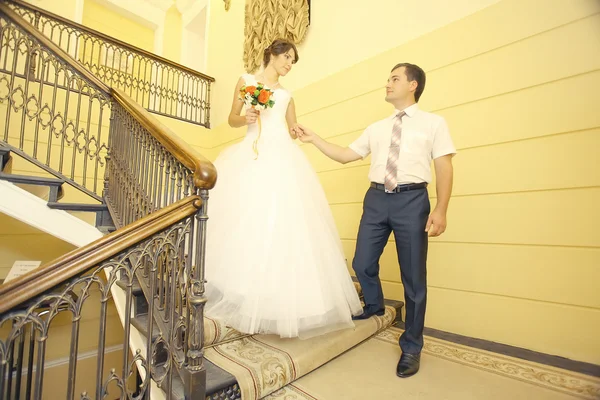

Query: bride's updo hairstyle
left=263, top=39, right=299, bottom=67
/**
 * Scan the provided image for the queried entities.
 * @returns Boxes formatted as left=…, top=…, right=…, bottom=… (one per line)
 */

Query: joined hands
left=292, top=123, right=316, bottom=143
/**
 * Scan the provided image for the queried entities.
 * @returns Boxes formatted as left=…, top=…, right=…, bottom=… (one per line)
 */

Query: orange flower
left=258, top=89, right=270, bottom=104
left=245, top=85, right=257, bottom=94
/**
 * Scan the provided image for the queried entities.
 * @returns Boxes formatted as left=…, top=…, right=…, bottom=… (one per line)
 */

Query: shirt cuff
left=349, top=143, right=368, bottom=159
left=433, top=149, right=457, bottom=159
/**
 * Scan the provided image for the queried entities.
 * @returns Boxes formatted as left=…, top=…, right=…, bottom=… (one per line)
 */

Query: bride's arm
left=285, top=98, right=299, bottom=139
left=229, top=77, right=258, bottom=128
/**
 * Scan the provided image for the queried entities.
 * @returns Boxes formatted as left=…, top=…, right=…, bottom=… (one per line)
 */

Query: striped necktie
left=384, top=111, right=406, bottom=192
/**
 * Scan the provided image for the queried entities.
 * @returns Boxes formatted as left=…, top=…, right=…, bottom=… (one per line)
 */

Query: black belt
left=370, top=182, right=427, bottom=193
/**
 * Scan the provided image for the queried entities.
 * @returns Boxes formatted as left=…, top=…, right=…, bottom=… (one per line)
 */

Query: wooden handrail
left=112, top=88, right=217, bottom=190
left=6, top=0, right=215, bottom=82
left=0, top=3, right=111, bottom=95
left=1, top=3, right=217, bottom=190
left=0, top=196, right=202, bottom=314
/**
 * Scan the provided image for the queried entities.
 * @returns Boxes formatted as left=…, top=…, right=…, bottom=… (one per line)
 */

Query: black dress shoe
left=351, top=308, right=385, bottom=320
left=396, top=353, right=420, bottom=378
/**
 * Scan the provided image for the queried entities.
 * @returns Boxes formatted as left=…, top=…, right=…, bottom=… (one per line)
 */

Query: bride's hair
left=263, top=39, right=299, bottom=67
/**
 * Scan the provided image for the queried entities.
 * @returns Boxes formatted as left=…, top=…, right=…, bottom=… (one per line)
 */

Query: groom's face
left=385, top=67, right=417, bottom=103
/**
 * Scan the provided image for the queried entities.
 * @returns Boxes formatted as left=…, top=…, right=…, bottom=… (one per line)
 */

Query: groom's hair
left=391, top=63, right=426, bottom=102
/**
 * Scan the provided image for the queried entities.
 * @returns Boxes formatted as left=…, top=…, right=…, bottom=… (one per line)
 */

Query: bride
left=204, top=39, right=363, bottom=339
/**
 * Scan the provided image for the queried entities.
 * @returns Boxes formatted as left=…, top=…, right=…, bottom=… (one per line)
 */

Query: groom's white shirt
left=349, top=103, right=456, bottom=185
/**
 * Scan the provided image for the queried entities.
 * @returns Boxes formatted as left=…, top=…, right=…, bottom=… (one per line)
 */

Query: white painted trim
left=180, top=26, right=188, bottom=67
left=143, top=0, right=175, bottom=13
left=176, top=0, right=207, bottom=17
left=203, top=0, right=210, bottom=72
left=14, top=345, right=123, bottom=376
left=179, top=0, right=208, bottom=27
left=74, top=0, right=85, bottom=24
left=104, top=267, right=167, bottom=400
left=179, top=0, right=209, bottom=71
left=0, top=181, right=103, bottom=247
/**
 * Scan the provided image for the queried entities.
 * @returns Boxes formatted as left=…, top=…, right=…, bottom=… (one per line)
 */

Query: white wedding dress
left=204, top=74, right=362, bottom=339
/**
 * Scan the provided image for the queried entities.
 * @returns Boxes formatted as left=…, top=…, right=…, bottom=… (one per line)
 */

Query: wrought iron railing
left=106, top=88, right=215, bottom=228
left=0, top=197, right=208, bottom=400
left=0, top=3, right=217, bottom=399
left=0, top=5, right=112, bottom=200
left=6, top=0, right=214, bottom=127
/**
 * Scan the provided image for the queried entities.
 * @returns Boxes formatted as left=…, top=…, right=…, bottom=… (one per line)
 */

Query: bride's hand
left=245, top=108, right=259, bottom=125
left=290, top=123, right=302, bottom=138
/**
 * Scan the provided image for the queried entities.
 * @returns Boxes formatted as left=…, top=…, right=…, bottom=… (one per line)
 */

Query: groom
left=296, top=63, right=455, bottom=378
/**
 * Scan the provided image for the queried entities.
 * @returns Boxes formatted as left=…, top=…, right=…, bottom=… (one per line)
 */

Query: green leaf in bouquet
left=251, top=99, right=258, bottom=106
left=268, top=100, right=275, bottom=107
left=253, top=90, right=260, bottom=97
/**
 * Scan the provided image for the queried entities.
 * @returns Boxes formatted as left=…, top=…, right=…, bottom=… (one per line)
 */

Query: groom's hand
left=296, top=124, right=317, bottom=143
left=425, top=208, right=447, bottom=237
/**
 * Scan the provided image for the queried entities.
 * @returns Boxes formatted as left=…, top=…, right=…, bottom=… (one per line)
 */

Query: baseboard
left=394, top=321, right=600, bottom=378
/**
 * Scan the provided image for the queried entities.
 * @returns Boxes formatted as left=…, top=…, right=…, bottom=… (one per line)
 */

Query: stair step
left=115, top=278, right=147, bottom=315
left=115, top=278, right=143, bottom=296
left=0, top=172, right=64, bottom=186
left=46, top=202, right=108, bottom=212
left=0, top=172, right=64, bottom=201
left=157, top=368, right=241, bottom=400
left=384, top=298, right=405, bottom=323
left=97, top=225, right=117, bottom=234
left=119, top=262, right=249, bottom=347
left=204, top=306, right=397, bottom=400
left=130, top=313, right=160, bottom=341
left=0, top=147, right=10, bottom=171
left=131, top=314, right=238, bottom=399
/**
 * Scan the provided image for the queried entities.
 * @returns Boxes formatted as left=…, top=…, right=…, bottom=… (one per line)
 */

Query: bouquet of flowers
left=238, top=83, right=275, bottom=159
left=239, top=83, right=275, bottom=110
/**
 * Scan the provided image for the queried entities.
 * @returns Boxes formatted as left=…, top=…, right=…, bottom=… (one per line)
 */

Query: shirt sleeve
left=349, top=126, right=372, bottom=158
left=432, top=117, right=457, bottom=159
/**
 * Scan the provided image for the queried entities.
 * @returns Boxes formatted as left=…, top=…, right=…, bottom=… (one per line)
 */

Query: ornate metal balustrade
left=0, top=197, right=208, bottom=400
left=105, top=89, right=215, bottom=228
left=0, top=3, right=217, bottom=399
left=6, top=0, right=214, bottom=127
left=0, top=7, right=111, bottom=199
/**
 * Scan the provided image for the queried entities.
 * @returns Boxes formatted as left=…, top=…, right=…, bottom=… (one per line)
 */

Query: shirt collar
left=391, top=103, right=419, bottom=119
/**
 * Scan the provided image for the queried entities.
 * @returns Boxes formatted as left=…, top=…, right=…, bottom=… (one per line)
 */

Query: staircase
left=0, top=148, right=115, bottom=237
left=0, top=2, right=401, bottom=399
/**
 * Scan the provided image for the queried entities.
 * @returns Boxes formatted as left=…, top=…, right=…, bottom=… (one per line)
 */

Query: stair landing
left=204, top=306, right=396, bottom=400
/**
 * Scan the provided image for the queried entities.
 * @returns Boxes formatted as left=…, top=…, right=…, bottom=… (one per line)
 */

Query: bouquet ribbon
left=239, top=82, right=275, bottom=160
left=252, top=106, right=261, bottom=160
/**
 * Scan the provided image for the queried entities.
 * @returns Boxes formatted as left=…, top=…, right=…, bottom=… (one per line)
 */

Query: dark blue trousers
left=352, top=186, right=429, bottom=354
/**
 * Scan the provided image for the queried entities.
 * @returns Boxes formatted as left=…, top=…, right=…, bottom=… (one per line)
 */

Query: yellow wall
left=163, top=5, right=183, bottom=63
left=81, top=0, right=155, bottom=53
left=13, top=0, right=599, bottom=366
left=0, top=285, right=126, bottom=399
left=204, top=0, right=499, bottom=127
left=29, top=0, right=82, bottom=22
left=204, top=0, right=246, bottom=130
left=0, top=213, right=76, bottom=280
left=0, top=75, right=111, bottom=203
left=204, top=0, right=600, bottom=364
